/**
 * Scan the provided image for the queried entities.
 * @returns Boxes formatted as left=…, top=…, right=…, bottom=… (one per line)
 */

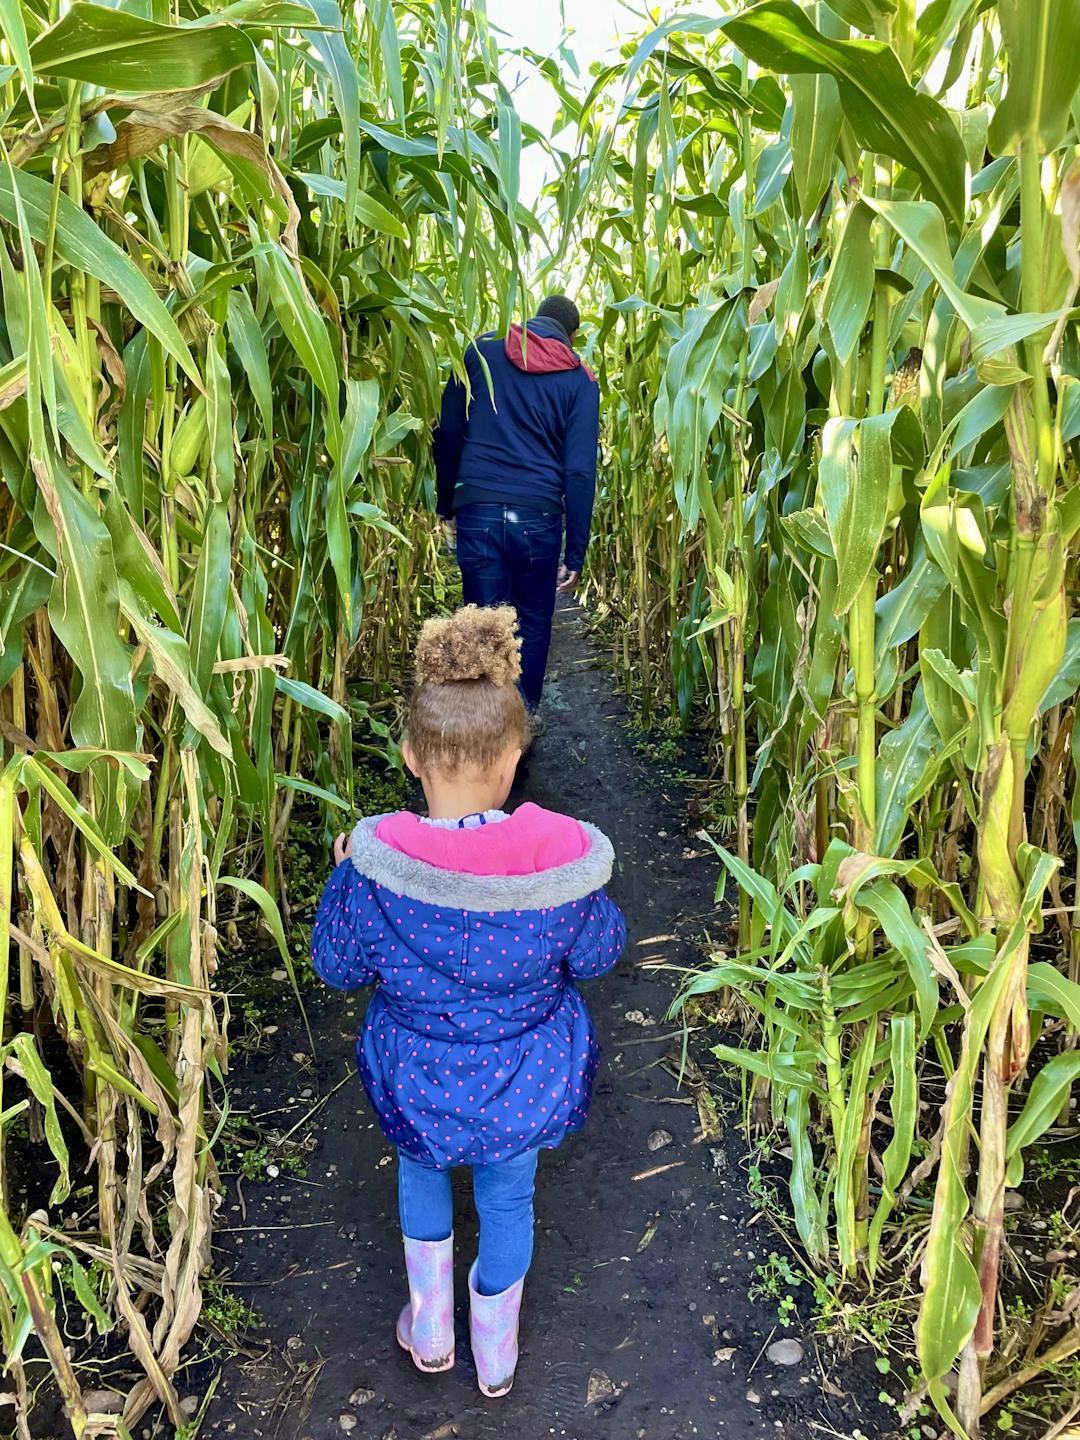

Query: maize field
left=1, top=0, right=1080, bottom=1436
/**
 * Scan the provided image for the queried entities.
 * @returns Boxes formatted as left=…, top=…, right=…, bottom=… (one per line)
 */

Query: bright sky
left=486, top=0, right=639, bottom=204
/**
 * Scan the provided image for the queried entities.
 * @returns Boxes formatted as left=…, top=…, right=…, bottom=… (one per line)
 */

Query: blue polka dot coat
left=311, top=805, right=627, bottom=1168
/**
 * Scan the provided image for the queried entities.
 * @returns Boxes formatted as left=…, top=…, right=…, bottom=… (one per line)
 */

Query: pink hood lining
left=504, top=324, right=597, bottom=382
left=375, top=802, right=590, bottom=877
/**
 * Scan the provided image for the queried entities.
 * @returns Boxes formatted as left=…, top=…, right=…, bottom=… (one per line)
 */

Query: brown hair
left=407, top=606, right=528, bottom=774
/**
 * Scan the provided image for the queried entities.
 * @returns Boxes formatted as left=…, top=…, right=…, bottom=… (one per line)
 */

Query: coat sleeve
left=562, top=888, right=627, bottom=981
left=433, top=374, right=467, bottom=518
left=311, top=861, right=380, bottom=990
left=561, top=375, right=601, bottom=573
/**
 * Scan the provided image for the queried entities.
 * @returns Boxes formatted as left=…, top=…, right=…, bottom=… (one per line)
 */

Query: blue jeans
left=455, top=504, right=563, bottom=711
left=397, top=1149, right=539, bottom=1296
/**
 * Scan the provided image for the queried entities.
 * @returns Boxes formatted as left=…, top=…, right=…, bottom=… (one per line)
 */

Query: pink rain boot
left=468, top=1261, right=524, bottom=1398
left=396, top=1236, right=455, bottom=1373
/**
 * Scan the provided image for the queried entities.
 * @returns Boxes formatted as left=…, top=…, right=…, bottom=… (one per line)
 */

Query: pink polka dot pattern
left=311, top=847, right=627, bottom=1168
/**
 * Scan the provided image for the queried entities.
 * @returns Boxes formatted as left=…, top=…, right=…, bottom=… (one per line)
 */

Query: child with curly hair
left=311, top=605, right=626, bottom=1397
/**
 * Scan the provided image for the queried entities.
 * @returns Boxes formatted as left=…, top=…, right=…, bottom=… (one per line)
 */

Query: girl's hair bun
left=415, top=605, right=522, bottom=688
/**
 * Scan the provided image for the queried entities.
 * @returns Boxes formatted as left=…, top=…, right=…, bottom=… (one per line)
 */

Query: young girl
left=311, top=605, right=625, bottom=1398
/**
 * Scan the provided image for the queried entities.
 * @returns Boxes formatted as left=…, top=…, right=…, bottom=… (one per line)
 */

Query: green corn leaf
left=0, top=0, right=33, bottom=93
left=297, top=172, right=410, bottom=240
left=31, top=460, right=139, bottom=837
left=916, top=937, right=1014, bottom=1406
left=1028, top=962, right=1080, bottom=1030
left=874, top=540, right=948, bottom=669
left=373, top=0, right=404, bottom=120
left=226, top=290, right=273, bottom=438
left=19, top=757, right=144, bottom=891
left=276, top=774, right=351, bottom=810
left=822, top=201, right=874, bottom=365
left=861, top=197, right=1003, bottom=331
left=66, top=1255, right=112, bottom=1336
left=1005, top=1051, right=1080, bottom=1185
left=819, top=410, right=908, bottom=614
left=868, top=1013, right=916, bottom=1272
left=302, top=0, right=361, bottom=229
left=29, top=4, right=253, bottom=90
left=0, top=558, right=51, bottom=689
left=832, top=1021, right=874, bottom=1272
left=1038, top=618, right=1080, bottom=714
left=786, top=1084, right=828, bottom=1261
left=712, top=1041, right=824, bottom=1094
left=874, top=685, right=942, bottom=857
left=725, top=0, right=967, bottom=223
left=989, top=0, right=1080, bottom=155
left=119, top=586, right=232, bottom=760
left=186, top=505, right=231, bottom=700
left=0, top=167, right=199, bottom=384
left=275, top=676, right=350, bottom=726
left=219, top=876, right=313, bottom=1053
left=790, top=65, right=841, bottom=220
left=5, top=1034, right=70, bottom=1204
left=857, top=879, right=938, bottom=1039
left=266, top=246, right=342, bottom=456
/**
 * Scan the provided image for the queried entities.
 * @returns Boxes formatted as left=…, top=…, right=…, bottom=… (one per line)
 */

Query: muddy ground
left=170, top=602, right=888, bottom=1440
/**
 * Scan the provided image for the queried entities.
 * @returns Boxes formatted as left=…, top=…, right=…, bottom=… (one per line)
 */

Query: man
left=433, top=295, right=601, bottom=713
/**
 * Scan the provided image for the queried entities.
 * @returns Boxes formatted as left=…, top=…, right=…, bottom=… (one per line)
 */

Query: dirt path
left=202, top=603, right=886, bottom=1440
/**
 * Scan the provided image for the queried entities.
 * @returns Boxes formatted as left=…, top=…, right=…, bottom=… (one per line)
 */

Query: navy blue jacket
left=434, top=318, right=601, bottom=573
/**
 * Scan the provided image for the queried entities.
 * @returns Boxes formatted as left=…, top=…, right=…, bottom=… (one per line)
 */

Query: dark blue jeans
left=455, top=504, right=562, bottom=711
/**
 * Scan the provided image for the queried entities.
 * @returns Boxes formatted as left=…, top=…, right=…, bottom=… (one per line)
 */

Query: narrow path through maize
left=197, top=603, right=886, bottom=1440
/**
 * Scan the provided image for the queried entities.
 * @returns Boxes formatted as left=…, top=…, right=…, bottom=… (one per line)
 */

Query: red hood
left=504, top=323, right=596, bottom=380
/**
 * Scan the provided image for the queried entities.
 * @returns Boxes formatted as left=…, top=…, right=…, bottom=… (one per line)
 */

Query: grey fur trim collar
left=349, top=814, right=615, bottom=910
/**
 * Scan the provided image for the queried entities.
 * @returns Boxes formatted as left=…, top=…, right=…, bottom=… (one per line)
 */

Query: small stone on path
left=766, top=1338, right=804, bottom=1366
left=179, top=1396, right=200, bottom=1418
left=339, top=1416, right=357, bottom=1433
left=647, top=1128, right=674, bottom=1152
left=83, top=1391, right=124, bottom=1414
left=746, top=1388, right=761, bottom=1404
left=348, top=1388, right=375, bottom=1407
left=271, top=968, right=287, bottom=981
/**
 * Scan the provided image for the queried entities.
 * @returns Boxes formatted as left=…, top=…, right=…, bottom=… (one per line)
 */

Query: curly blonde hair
left=408, top=606, right=528, bottom=774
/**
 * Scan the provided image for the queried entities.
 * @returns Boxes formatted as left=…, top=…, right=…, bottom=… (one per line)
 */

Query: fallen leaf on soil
left=586, top=1370, right=627, bottom=1407
left=694, top=1087, right=722, bottom=1143
left=637, top=1213, right=662, bottom=1252
left=647, top=1128, right=674, bottom=1152
left=632, top=1160, right=685, bottom=1182
left=587, top=1370, right=615, bottom=1405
